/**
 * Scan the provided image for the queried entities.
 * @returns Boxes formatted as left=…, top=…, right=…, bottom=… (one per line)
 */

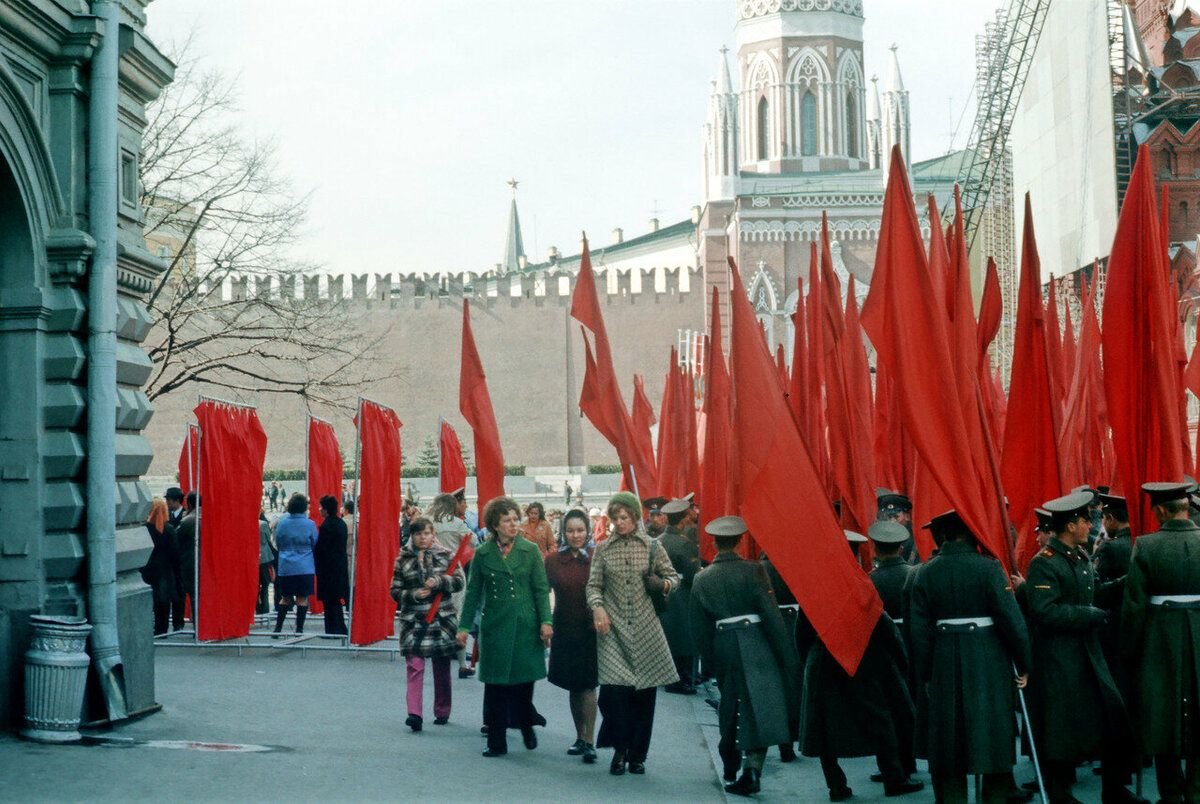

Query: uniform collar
left=712, top=551, right=742, bottom=563
left=1048, top=536, right=1087, bottom=559
left=1161, top=519, right=1200, bottom=532
left=875, top=555, right=907, bottom=567
left=1107, top=526, right=1131, bottom=540
left=938, top=541, right=974, bottom=555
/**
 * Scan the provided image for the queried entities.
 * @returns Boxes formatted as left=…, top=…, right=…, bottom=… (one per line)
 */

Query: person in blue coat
left=273, top=493, right=319, bottom=635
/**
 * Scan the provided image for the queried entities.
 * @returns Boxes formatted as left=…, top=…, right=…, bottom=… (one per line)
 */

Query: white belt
left=778, top=604, right=799, bottom=612
left=1150, top=595, right=1200, bottom=606
left=936, top=617, right=994, bottom=627
left=716, top=614, right=762, bottom=627
left=891, top=617, right=904, bottom=625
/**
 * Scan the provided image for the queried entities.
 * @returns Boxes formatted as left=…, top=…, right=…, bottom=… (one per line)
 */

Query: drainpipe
left=85, top=0, right=126, bottom=722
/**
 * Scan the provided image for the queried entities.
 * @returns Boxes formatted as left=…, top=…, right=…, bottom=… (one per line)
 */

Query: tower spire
left=704, top=46, right=738, bottom=202
left=501, top=178, right=526, bottom=275
left=881, top=45, right=911, bottom=186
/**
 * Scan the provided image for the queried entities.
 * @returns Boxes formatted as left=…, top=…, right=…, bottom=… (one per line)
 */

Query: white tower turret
left=865, top=74, right=882, bottom=170
left=880, top=44, right=911, bottom=185
left=704, top=46, right=739, bottom=202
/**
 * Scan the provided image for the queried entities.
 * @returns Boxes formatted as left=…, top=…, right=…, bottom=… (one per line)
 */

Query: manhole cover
left=143, top=740, right=275, bottom=753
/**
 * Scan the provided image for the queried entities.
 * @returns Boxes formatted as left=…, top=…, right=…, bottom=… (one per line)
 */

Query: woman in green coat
left=457, top=496, right=553, bottom=758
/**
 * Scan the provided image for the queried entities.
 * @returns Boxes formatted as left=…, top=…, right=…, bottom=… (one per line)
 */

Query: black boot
left=295, top=605, right=307, bottom=634
left=273, top=603, right=292, bottom=635
left=725, top=768, right=761, bottom=797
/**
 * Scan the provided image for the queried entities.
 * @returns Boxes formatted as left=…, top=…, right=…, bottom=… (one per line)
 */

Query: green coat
left=458, top=537, right=552, bottom=685
left=1121, top=518, right=1200, bottom=755
left=659, top=527, right=700, bottom=656
left=1026, top=537, right=1131, bottom=762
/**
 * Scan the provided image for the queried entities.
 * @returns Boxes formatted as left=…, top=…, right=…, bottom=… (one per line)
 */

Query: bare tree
left=139, top=43, right=391, bottom=407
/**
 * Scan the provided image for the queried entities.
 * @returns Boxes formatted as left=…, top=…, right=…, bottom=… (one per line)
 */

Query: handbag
left=646, top=539, right=668, bottom=615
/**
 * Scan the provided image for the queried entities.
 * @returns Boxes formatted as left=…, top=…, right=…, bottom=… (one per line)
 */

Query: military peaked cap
left=867, top=521, right=909, bottom=544
left=1142, top=482, right=1192, bottom=505
left=661, top=498, right=691, bottom=515
left=844, top=529, right=868, bottom=543
left=876, top=492, right=912, bottom=512
left=1043, top=491, right=1095, bottom=525
left=643, top=497, right=669, bottom=513
left=705, top=515, right=747, bottom=538
left=1097, top=492, right=1126, bottom=516
left=1033, top=508, right=1054, bottom=532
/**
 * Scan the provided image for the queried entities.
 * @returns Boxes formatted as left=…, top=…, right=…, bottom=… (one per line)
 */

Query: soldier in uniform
left=908, top=509, right=1031, bottom=804
left=877, top=491, right=915, bottom=561
left=868, top=520, right=917, bottom=782
left=1122, top=482, right=1200, bottom=803
left=800, top=530, right=923, bottom=801
left=643, top=497, right=668, bottom=538
left=1027, top=491, right=1141, bottom=804
left=660, top=497, right=701, bottom=694
left=689, top=515, right=796, bottom=796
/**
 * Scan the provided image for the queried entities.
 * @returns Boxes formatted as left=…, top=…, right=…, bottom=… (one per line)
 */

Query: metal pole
left=193, top=414, right=204, bottom=645
left=1015, top=664, right=1048, bottom=804
left=436, top=416, right=443, bottom=494
left=346, top=398, right=364, bottom=644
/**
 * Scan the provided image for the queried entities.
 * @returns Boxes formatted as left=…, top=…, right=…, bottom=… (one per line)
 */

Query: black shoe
left=829, top=787, right=853, bottom=802
left=405, top=714, right=422, bottom=732
left=582, top=743, right=597, bottom=764
left=627, top=761, right=645, bottom=775
left=705, top=698, right=720, bottom=711
left=725, top=768, right=761, bottom=797
left=779, top=743, right=797, bottom=763
left=610, top=752, right=626, bottom=775
left=664, top=681, right=697, bottom=695
left=723, top=757, right=741, bottom=782
left=532, top=711, right=547, bottom=728
left=870, top=773, right=884, bottom=783
left=433, top=716, right=449, bottom=726
left=481, top=747, right=507, bottom=758
left=567, top=738, right=586, bottom=755
left=458, top=666, right=475, bottom=679
left=521, top=727, right=537, bottom=750
left=883, top=779, right=924, bottom=797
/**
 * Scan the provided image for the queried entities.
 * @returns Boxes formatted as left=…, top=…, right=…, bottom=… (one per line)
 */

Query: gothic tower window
left=757, top=96, right=770, bottom=161
left=846, top=90, right=858, bottom=158
left=802, top=92, right=817, bottom=156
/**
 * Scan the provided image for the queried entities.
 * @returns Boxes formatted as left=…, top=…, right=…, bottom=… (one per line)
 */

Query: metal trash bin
left=22, top=615, right=93, bottom=743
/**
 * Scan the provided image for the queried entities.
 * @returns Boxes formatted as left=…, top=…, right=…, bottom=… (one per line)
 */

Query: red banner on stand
left=438, top=420, right=468, bottom=495
left=178, top=424, right=199, bottom=497
left=307, top=416, right=343, bottom=615
left=351, top=400, right=403, bottom=645
left=195, top=400, right=267, bottom=641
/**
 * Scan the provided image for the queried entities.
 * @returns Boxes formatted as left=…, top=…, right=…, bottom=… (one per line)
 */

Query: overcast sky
left=145, top=1, right=1001, bottom=276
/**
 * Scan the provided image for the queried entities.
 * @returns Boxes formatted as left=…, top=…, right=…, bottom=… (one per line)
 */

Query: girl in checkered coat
left=390, top=517, right=466, bottom=732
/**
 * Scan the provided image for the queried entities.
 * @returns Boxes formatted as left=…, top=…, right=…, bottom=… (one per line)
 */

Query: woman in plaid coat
left=390, top=517, right=465, bottom=732
left=587, top=492, right=680, bottom=776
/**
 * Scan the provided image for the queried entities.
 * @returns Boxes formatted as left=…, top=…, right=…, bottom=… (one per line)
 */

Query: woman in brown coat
left=587, top=492, right=679, bottom=776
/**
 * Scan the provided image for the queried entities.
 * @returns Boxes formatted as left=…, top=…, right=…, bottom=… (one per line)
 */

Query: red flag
left=683, top=367, right=702, bottom=503
left=1060, top=277, right=1101, bottom=488
left=775, top=344, right=789, bottom=389
left=460, top=300, right=506, bottom=508
left=1044, top=277, right=1067, bottom=416
left=351, top=400, right=403, bottom=645
left=424, top=534, right=475, bottom=625
left=656, top=349, right=689, bottom=499
left=178, top=424, right=199, bottom=497
left=632, top=374, right=657, bottom=437
left=306, top=415, right=343, bottom=615
left=805, top=244, right=830, bottom=489
left=570, top=236, right=657, bottom=496
left=1062, top=290, right=1078, bottom=398
left=977, top=257, right=1002, bottom=373
left=861, top=147, right=1011, bottom=574
left=699, top=288, right=733, bottom=564
left=1002, top=197, right=1064, bottom=569
left=438, top=419, right=468, bottom=495
left=1103, top=145, right=1186, bottom=537
left=788, top=284, right=810, bottom=429
left=194, top=401, right=267, bottom=641
left=729, top=256, right=882, bottom=675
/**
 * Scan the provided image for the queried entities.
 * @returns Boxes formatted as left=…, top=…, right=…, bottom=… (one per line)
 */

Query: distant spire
left=716, top=45, right=734, bottom=94
left=867, top=74, right=881, bottom=123
left=502, top=179, right=526, bottom=275
left=887, top=44, right=905, bottom=93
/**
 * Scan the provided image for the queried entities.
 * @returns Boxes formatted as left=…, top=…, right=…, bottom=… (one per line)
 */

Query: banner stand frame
left=346, top=397, right=364, bottom=644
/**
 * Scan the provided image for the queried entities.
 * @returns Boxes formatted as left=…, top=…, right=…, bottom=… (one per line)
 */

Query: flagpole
left=1015, top=663, right=1048, bottom=804
left=347, top=397, right=364, bottom=644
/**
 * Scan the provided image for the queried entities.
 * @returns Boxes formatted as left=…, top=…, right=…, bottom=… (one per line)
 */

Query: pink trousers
left=406, top=655, right=451, bottom=719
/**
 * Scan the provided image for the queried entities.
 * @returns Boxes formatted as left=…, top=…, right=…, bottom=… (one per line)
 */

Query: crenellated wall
left=143, top=266, right=707, bottom=477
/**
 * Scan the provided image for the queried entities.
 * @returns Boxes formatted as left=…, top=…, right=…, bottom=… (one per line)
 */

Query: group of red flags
left=571, top=144, right=1197, bottom=676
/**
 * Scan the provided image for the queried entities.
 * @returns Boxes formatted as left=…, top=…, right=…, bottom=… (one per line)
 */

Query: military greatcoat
left=586, top=529, right=680, bottom=690
left=871, top=555, right=914, bottom=622
left=659, top=525, right=700, bottom=656
left=1121, top=518, right=1200, bottom=755
left=1026, top=537, right=1132, bottom=763
left=689, top=552, right=796, bottom=751
left=908, top=540, right=1031, bottom=775
left=457, top=536, right=552, bottom=685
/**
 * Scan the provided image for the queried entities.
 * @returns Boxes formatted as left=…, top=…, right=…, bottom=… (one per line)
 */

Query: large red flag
left=438, top=419, right=468, bottom=495
left=306, top=415, right=343, bottom=615
left=729, top=257, right=882, bottom=675
left=861, top=147, right=1011, bottom=573
left=351, top=400, right=402, bottom=645
left=1059, top=277, right=1101, bottom=488
left=788, top=284, right=810, bottom=429
left=1103, top=145, right=1186, bottom=537
left=460, top=300, right=506, bottom=508
left=805, top=244, right=830, bottom=490
left=977, top=257, right=1003, bottom=373
left=178, top=424, right=199, bottom=497
left=656, top=349, right=686, bottom=499
left=699, top=287, right=732, bottom=564
left=1002, top=197, right=1064, bottom=569
left=194, top=400, right=267, bottom=641
left=570, top=236, right=657, bottom=496
left=1044, top=277, right=1068, bottom=417
left=632, top=374, right=657, bottom=443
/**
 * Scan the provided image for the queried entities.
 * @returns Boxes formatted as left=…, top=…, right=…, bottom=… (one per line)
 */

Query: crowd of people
left=137, top=477, right=1200, bottom=804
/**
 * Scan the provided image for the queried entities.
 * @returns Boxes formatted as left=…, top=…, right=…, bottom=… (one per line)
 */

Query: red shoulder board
left=1039, top=547, right=1055, bottom=558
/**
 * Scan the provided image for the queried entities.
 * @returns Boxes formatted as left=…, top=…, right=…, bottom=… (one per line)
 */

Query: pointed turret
left=881, top=45, right=911, bottom=186
left=501, top=179, right=526, bottom=275
left=866, top=75, right=882, bottom=170
left=704, top=46, right=739, bottom=202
